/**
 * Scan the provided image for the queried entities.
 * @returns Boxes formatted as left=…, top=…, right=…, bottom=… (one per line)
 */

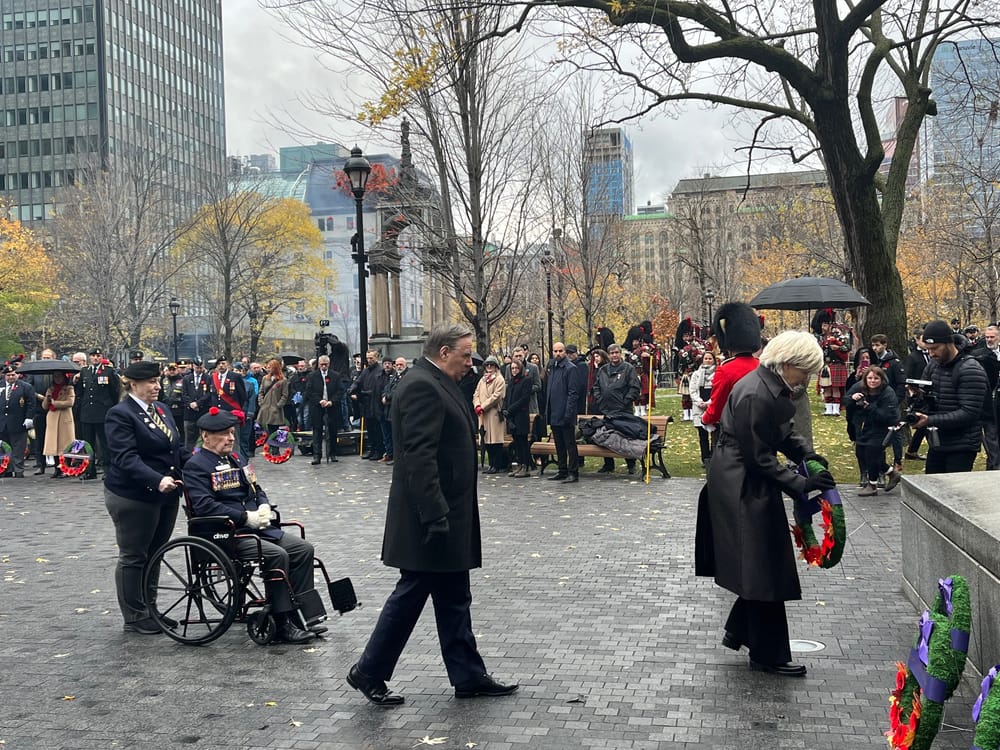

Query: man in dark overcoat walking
left=346, top=323, right=518, bottom=706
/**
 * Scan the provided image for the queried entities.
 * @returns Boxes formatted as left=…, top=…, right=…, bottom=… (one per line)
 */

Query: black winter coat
left=381, top=358, right=482, bottom=572
left=845, top=382, right=898, bottom=447
left=592, top=361, right=640, bottom=416
left=923, top=352, right=989, bottom=453
left=694, top=366, right=811, bottom=602
left=545, top=357, right=582, bottom=426
left=503, top=373, right=533, bottom=436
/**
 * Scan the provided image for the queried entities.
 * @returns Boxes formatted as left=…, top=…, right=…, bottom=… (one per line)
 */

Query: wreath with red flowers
left=790, top=460, right=846, bottom=568
left=59, top=439, right=93, bottom=477
left=263, top=428, right=296, bottom=464
left=0, top=440, right=11, bottom=475
left=972, top=664, right=1000, bottom=749
left=886, top=575, right=971, bottom=750
left=254, top=422, right=267, bottom=447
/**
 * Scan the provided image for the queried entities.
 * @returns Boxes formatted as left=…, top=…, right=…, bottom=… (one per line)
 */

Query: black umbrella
left=16, top=359, right=81, bottom=375
left=748, top=277, right=870, bottom=311
left=278, top=352, right=304, bottom=366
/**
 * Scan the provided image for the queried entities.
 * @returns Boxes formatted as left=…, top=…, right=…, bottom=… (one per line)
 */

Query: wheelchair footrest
left=296, top=587, right=327, bottom=625
left=329, top=577, right=359, bottom=614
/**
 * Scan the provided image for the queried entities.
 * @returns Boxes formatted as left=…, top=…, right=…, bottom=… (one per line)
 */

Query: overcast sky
left=222, top=0, right=739, bottom=207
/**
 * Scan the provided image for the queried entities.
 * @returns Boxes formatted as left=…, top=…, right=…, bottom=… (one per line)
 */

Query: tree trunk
left=814, top=112, right=907, bottom=347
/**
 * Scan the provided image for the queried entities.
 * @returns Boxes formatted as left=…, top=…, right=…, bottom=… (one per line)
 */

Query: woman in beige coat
left=42, top=370, right=76, bottom=478
left=256, top=358, right=290, bottom=433
left=473, top=356, right=507, bottom=474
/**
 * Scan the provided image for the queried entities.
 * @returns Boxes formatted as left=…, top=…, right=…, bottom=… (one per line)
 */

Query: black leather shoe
left=347, top=664, right=405, bottom=706
left=749, top=660, right=807, bottom=677
left=485, top=467, right=499, bottom=474
left=157, top=614, right=179, bottom=629
left=311, top=457, right=321, bottom=465
left=123, top=618, right=162, bottom=635
left=547, top=473, right=568, bottom=481
left=12, top=472, right=23, bottom=478
left=308, top=623, right=329, bottom=636
left=455, top=674, right=519, bottom=699
left=721, top=632, right=742, bottom=651
left=561, top=474, right=579, bottom=483
left=33, top=467, right=45, bottom=475
left=596, top=466, right=613, bottom=474
left=327, top=456, right=338, bottom=463
left=277, top=620, right=315, bottom=644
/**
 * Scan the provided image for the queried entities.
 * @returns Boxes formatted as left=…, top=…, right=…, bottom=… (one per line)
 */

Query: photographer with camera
left=910, top=320, right=989, bottom=474
left=845, top=366, right=898, bottom=496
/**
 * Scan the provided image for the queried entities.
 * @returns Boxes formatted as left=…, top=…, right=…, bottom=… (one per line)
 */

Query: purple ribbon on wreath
left=973, top=665, right=1000, bottom=722
left=275, top=429, right=288, bottom=443
left=938, top=577, right=954, bottom=616
left=907, top=610, right=949, bottom=704
left=70, top=439, right=86, bottom=454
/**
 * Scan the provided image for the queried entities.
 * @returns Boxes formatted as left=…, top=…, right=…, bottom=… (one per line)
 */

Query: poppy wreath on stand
left=263, top=428, right=296, bottom=464
left=886, top=575, right=971, bottom=750
left=254, top=422, right=267, bottom=448
left=59, top=439, right=93, bottom=477
left=971, top=664, right=1000, bottom=749
left=790, top=459, right=846, bottom=568
left=0, top=440, right=11, bottom=475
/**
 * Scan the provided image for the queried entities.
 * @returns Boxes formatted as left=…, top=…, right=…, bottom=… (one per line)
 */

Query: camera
left=903, top=379, right=935, bottom=423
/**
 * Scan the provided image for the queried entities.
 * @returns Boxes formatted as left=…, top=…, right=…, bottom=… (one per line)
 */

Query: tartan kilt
left=827, top=361, right=848, bottom=388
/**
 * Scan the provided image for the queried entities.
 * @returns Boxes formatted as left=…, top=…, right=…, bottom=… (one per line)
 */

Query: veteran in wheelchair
left=181, top=407, right=322, bottom=644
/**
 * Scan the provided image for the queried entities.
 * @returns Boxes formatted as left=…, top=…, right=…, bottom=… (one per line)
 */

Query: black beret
left=130, top=350, right=144, bottom=360
left=88, top=347, right=102, bottom=356
left=191, top=357, right=204, bottom=366
left=122, top=361, right=161, bottom=380
left=196, top=408, right=238, bottom=432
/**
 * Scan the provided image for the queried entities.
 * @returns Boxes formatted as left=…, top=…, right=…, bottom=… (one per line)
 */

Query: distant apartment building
left=0, top=1, right=227, bottom=222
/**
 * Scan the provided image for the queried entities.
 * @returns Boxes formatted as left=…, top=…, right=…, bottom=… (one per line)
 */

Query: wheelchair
left=141, top=489, right=358, bottom=646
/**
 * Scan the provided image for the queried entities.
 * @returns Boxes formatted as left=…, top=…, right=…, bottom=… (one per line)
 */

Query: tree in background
left=176, top=180, right=327, bottom=360
left=473, top=0, right=1000, bottom=346
left=0, top=213, right=57, bottom=354
left=49, top=147, right=190, bottom=356
left=265, top=0, right=551, bottom=355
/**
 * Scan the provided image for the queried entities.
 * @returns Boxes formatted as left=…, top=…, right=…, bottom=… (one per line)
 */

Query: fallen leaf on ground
left=415, top=737, right=447, bottom=747
left=35, top=557, right=49, bottom=563
left=61, top=695, right=75, bottom=701
left=264, top=701, right=277, bottom=707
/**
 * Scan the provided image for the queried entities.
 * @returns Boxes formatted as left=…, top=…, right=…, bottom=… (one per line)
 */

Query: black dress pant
left=550, top=423, right=578, bottom=472
left=104, top=489, right=179, bottom=624
left=79, top=421, right=109, bottom=477
left=358, top=570, right=487, bottom=686
left=310, top=405, right=339, bottom=459
left=234, top=533, right=314, bottom=614
left=725, top=596, right=792, bottom=665
left=32, top=412, right=47, bottom=467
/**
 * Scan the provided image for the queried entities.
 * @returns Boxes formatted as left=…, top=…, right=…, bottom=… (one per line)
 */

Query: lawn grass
left=646, top=389, right=986, bottom=480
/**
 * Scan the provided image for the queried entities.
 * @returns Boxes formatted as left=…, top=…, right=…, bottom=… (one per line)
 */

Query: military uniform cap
left=196, top=407, right=238, bottom=432
left=88, top=347, right=102, bottom=356
left=122, top=361, right=161, bottom=380
left=130, top=350, right=144, bottom=360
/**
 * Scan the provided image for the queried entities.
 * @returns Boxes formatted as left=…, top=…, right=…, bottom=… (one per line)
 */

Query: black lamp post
left=542, top=246, right=555, bottom=359
left=704, top=287, right=715, bottom=326
left=168, top=297, right=180, bottom=363
left=344, top=145, right=372, bottom=356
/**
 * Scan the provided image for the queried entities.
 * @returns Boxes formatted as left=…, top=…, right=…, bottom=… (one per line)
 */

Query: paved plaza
left=0, top=453, right=984, bottom=749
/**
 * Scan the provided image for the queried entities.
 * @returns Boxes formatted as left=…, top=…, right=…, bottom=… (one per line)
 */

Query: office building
left=584, top=127, right=634, bottom=218
left=0, top=0, right=227, bottom=222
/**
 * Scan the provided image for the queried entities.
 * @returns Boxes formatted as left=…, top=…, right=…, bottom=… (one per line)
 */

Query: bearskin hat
left=712, top=302, right=762, bottom=354
left=328, top=338, right=351, bottom=377
left=673, top=317, right=695, bottom=349
left=595, top=326, right=615, bottom=352
left=810, top=308, right=835, bottom=336
left=623, top=325, right=643, bottom=352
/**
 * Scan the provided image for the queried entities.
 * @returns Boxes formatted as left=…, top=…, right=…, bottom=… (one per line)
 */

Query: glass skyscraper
left=0, top=0, right=226, bottom=222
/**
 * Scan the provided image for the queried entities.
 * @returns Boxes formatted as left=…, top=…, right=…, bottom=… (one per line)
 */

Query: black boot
left=561, top=472, right=579, bottom=483
left=311, top=452, right=321, bottom=465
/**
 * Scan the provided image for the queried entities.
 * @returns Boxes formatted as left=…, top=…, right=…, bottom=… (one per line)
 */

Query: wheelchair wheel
left=246, top=611, right=277, bottom=645
left=144, top=537, right=239, bottom=646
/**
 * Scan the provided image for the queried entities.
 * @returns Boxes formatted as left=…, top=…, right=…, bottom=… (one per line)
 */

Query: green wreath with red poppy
left=790, top=459, right=847, bottom=568
left=263, top=428, right=297, bottom=464
left=59, top=439, right=93, bottom=477
left=886, top=575, right=971, bottom=750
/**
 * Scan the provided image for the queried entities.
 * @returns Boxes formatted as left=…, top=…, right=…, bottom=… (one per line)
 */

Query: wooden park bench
left=530, top=414, right=672, bottom=479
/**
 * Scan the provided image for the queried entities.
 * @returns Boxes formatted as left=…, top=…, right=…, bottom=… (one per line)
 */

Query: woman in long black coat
left=695, top=330, right=835, bottom=677
left=503, top=360, right=534, bottom=478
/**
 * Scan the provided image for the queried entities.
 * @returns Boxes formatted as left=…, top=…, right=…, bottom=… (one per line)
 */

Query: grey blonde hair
left=759, top=330, right=824, bottom=375
left=423, top=323, right=474, bottom=359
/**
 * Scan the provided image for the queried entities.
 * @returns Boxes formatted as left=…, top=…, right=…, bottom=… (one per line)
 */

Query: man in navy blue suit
left=183, top=408, right=318, bottom=644
left=346, top=323, right=518, bottom=706
left=0, top=366, right=36, bottom=477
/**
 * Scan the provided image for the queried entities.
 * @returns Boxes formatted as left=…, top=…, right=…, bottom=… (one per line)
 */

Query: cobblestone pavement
left=0, top=454, right=981, bottom=749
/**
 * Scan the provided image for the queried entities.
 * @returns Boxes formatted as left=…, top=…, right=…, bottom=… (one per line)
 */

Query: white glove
left=243, top=509, right=262, bottom=529
left=256, top=504, right=271, bottom=526
left=22, top=418, right=32, bottom=429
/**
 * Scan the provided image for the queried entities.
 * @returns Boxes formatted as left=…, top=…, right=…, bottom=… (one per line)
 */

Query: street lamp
left=704, top=287, right=715, bottom=326
left=542, top=244, right=556, bottom=358
left=344, top=145, right=372, bottom=356
left=168, top=297, right=180, bottom=363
